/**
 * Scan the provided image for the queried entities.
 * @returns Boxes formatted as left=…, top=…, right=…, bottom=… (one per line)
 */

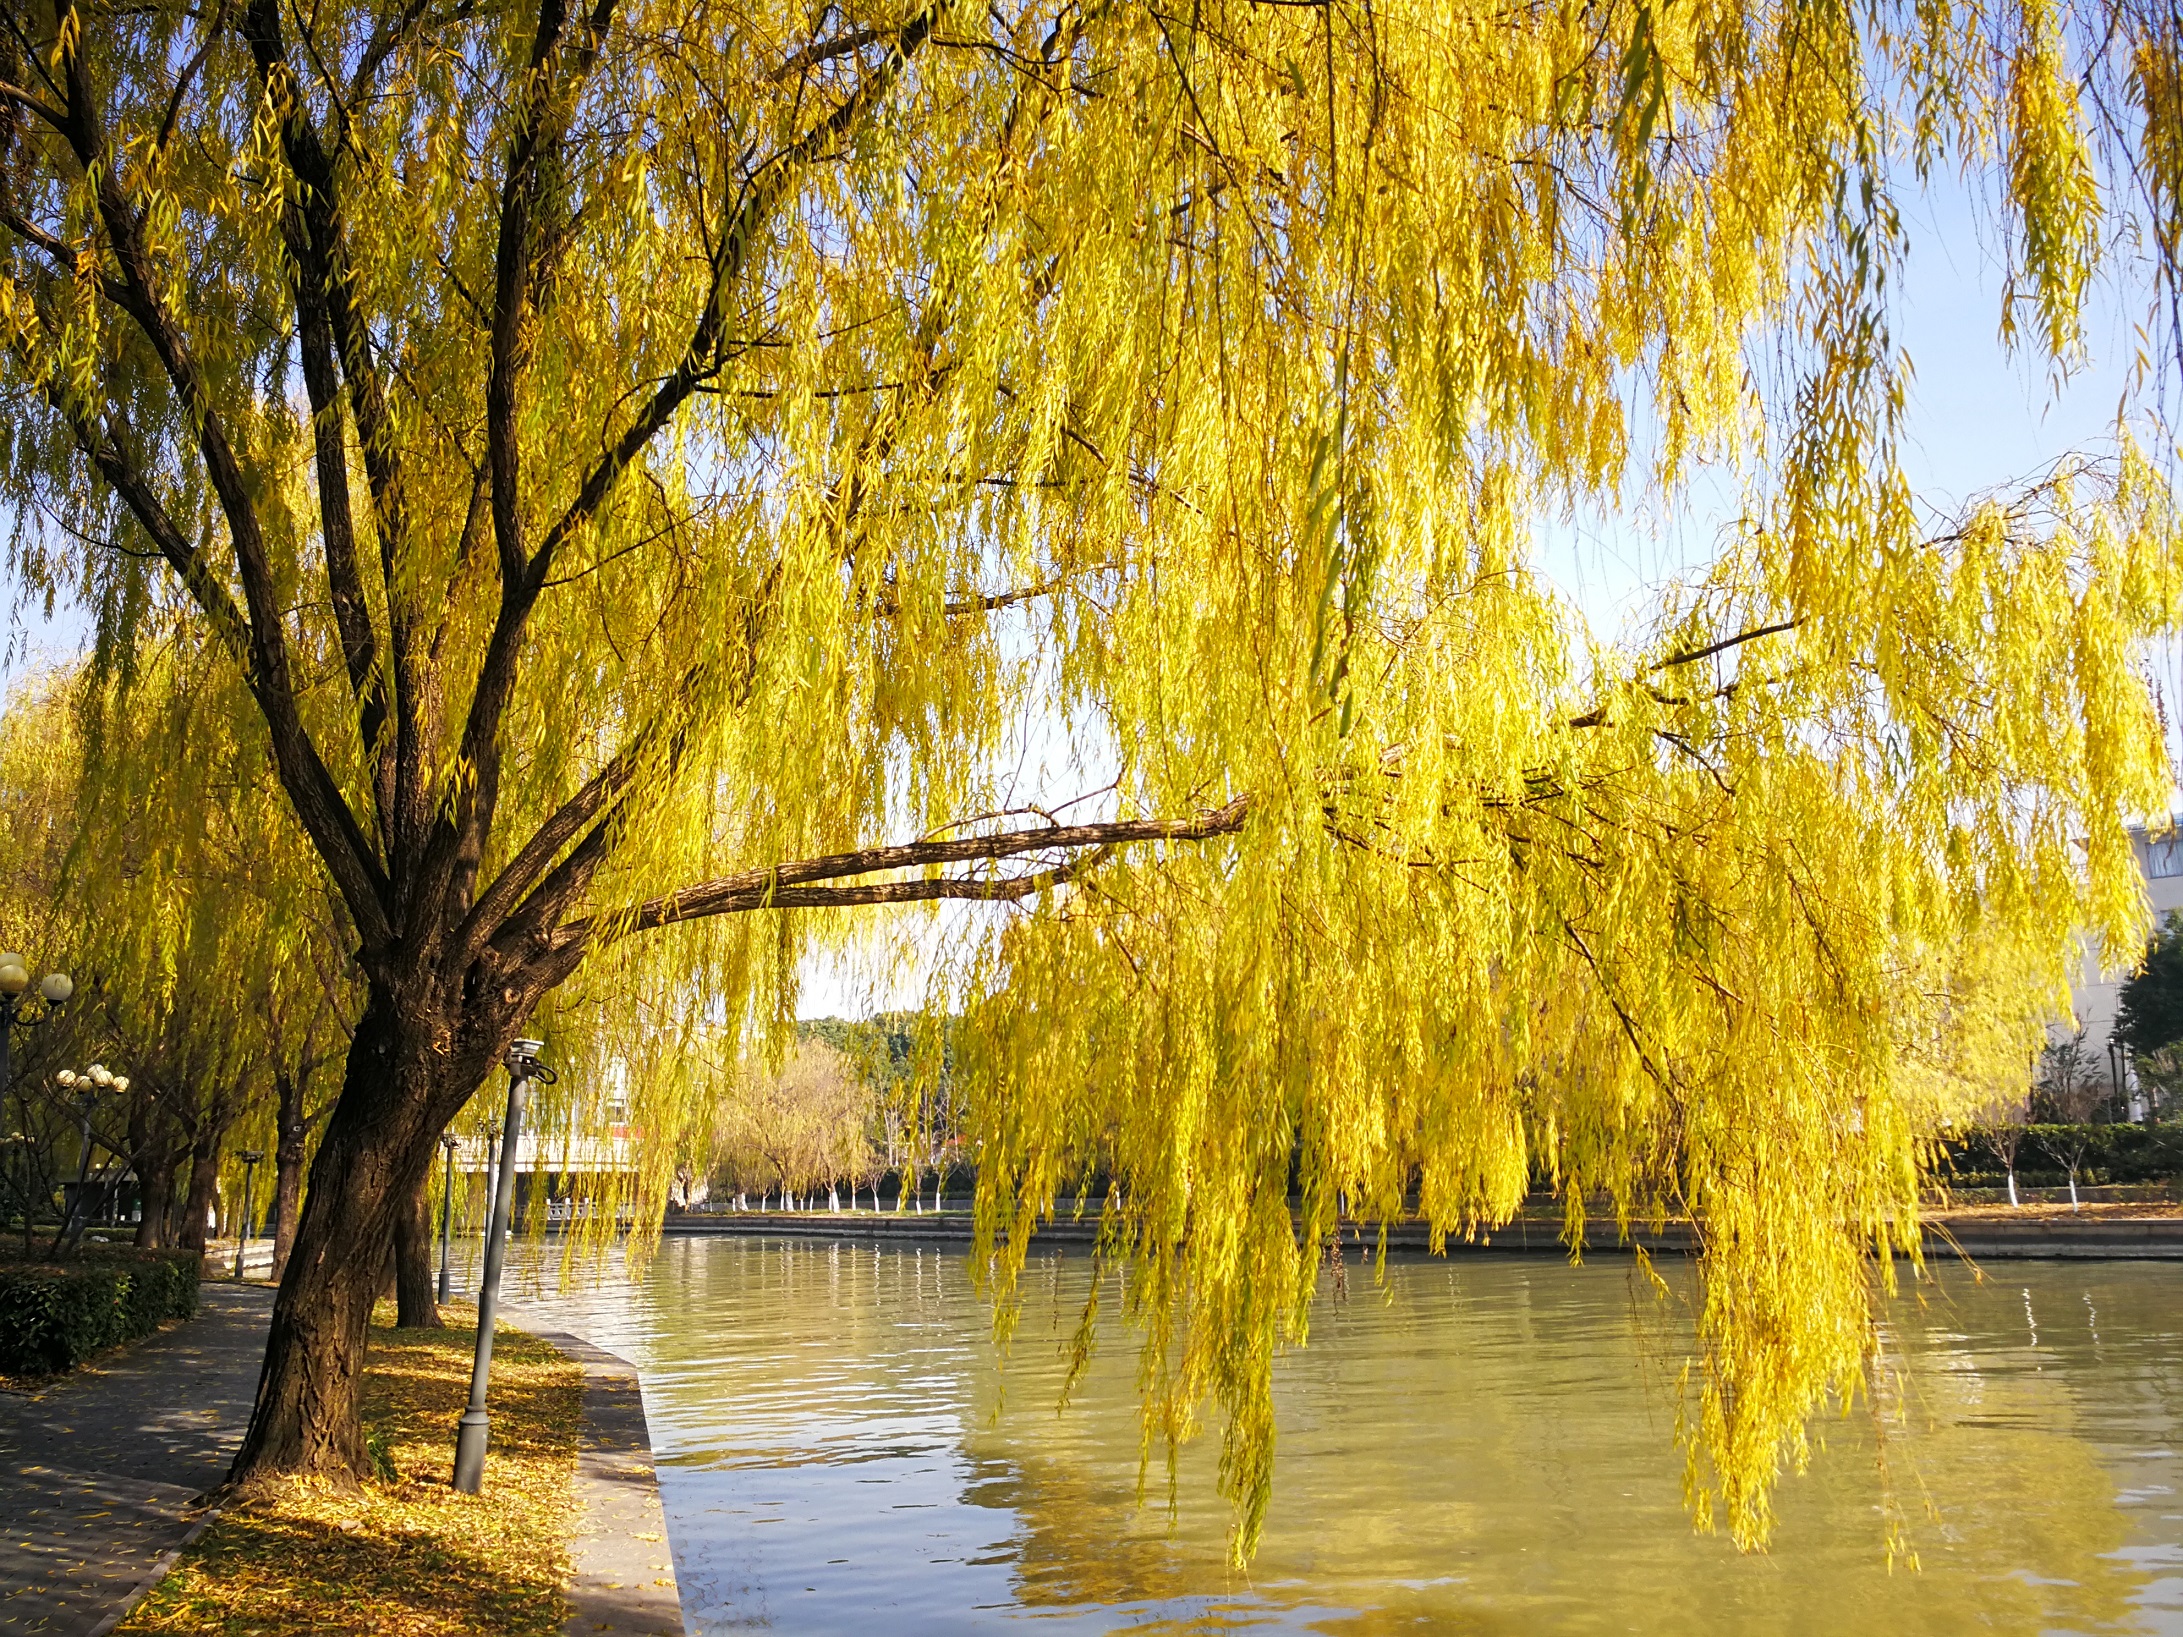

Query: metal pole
left=233, top=1155, right=259, bottom=1279
left=64, top=1093, right=94, bottom=1246
left=453, top=1046, right=535, bottom=1494
left=437, top=1136, right=457, bottom=1302
left=482, top=1128, right=502, bottom=1260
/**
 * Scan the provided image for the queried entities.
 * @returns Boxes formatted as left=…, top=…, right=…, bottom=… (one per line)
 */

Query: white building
left=452, top=1064, right=643, bottom=1218
left=2066, top=822, right=2183, bottom=1114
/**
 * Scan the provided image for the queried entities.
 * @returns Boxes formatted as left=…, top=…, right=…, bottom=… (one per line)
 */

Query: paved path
left=0, top=1281, right=273, bottom=1637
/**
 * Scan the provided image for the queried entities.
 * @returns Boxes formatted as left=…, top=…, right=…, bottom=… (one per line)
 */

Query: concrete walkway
left=528, top=1333, right=686, bottom=1637
left=0, top=1283, right=687, bottom=1637
left=0, top=1281, right=274, bottom=1637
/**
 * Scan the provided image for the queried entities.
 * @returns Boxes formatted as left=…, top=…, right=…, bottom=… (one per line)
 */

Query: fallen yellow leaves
left=119, top=1303, right=581, bottom=1637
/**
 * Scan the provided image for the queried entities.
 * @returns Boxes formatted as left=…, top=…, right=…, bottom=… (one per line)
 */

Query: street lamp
left=436, top=1132, right=460, bottom=1302
left=53, top=1061, right=125, bottom=1247
left=233, top=1150, right=264, bottom=1279
left=452, top=1039, right=555, bottom=1495
left=0, top=952, right=72, bottom=1103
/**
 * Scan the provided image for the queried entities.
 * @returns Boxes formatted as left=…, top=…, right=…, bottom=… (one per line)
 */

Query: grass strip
left=118, top=1302, right=581, bottom=1637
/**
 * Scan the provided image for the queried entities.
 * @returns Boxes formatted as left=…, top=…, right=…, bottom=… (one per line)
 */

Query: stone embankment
left=664, top=1205, right=2183, bottom=1259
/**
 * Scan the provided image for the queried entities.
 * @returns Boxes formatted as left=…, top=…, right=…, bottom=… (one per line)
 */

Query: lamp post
left=452, top=1038, right=553, bottom=1494
left=436, top=1132, right=459, bottom=1302
left=0, top=959, right=73, bottom=1229
left=0, top=955, right=73, bottom=1103
left=53, top=1062, right=125, bottom=1247
left=233, top=1150, right=264, bottom=1279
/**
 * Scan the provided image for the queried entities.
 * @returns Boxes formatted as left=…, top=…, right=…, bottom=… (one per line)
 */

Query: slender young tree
left=1, top=0, right=2180, bottom=1547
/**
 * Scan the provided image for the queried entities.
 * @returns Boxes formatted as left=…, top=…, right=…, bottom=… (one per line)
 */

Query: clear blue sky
left=1536, top=175, right=2157, bottom=636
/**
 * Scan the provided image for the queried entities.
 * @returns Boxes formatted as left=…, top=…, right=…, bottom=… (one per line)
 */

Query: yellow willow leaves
left=0, top=0, right=2176, bottom=1566
left=2006, top=0, right=2103, bottom=358
left=0, top=634, right=355, bottom=1109
left=962, top=452, right=2180, bottom=1557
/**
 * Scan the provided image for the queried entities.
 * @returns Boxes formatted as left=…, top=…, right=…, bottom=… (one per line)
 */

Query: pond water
left=516, top=1234, right=2183, bottom=1635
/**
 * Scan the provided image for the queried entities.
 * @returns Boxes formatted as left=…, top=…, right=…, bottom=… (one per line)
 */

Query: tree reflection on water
left=527, top=1238, right=2180, bottom=1635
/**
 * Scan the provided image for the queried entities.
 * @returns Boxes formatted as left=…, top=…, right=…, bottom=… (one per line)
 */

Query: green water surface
left=523, top=1235, right=2182, bottom=1634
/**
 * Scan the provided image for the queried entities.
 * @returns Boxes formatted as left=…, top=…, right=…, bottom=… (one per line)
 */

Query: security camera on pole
left=451, top=1037, right=554, bottom=1494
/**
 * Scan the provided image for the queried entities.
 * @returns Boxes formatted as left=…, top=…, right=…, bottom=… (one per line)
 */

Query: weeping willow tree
left=0, top=638, right=357, bottom=1258
left=0, top=0, right=2178, bottom=1542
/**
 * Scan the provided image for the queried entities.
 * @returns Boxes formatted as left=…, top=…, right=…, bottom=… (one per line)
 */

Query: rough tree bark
left=394, top=1174, right=441, bottom=1328
left=268, top=1069, right=312, bottom=1282
left=233, top=983, right=535, bottom=1477
left=176, top=1111, right=229, bottom=1255
left=129, top=1099, right=177, bottom=1251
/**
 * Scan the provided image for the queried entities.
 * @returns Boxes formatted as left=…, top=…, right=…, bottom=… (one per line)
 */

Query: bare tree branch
left=439, top=0, right=940, bottom=961
left=769, top=25, right=885, bottom=81
left=588, top=794, right=1250, bottom=937
left=1652, top=619, right=1798, bottom=671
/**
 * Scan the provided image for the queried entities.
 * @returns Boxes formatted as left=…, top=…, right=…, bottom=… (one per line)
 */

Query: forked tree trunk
left=231, top=993, right=457, bottom=1481
left=395, top=1175, right=442, bottom=1329
left=133, top=1157, right=173, bottom=1250
left=131, top=1104, right=177, bottom=1251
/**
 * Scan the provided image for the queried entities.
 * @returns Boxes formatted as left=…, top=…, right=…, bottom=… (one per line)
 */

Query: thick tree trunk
left=131, top=1102, right=177, bottom=1251
left=134, top=1154, right=174, bottom=1249
left=394, top=1174, right=442, bottom=1329
left=268, top=1071, right=312, bottom=1283
left=230, top=988, right=493, bottom=1482
left=176, top=1107, right=234, bottom=1255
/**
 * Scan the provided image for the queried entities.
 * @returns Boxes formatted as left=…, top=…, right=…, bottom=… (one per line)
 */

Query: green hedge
left=0, top=1247, right=201, bottom=1377
left=1942, top=1123, right=2183, bottom=1187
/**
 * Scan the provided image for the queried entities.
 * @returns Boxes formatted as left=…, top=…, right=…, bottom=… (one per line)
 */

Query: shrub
left=0, top=1246, right=201, bottom=1377
left=1940, top=1123, right=2183, bottom=1188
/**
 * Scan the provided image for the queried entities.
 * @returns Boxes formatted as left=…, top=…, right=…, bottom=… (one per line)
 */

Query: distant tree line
left=694, top=1015, right=964, bottom=1212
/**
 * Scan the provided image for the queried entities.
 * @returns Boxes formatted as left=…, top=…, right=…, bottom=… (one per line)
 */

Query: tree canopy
left=0, top=0, right=2178, bottom=1551
left=2118, top=910, right=2183, bottom=1059
left=0, top=638, right=356, bottom=1260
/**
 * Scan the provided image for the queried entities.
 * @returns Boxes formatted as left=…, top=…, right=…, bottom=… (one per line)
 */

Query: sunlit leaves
left=0, top=0, right=2178, bottom=1559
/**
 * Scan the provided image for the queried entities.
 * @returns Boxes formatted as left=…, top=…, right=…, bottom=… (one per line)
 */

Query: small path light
left=436, top=1132, right=460, bottom=1302
left=233, top=1150, right=264, bottom=1279
left=452, top=1038, right=555, bottom=1494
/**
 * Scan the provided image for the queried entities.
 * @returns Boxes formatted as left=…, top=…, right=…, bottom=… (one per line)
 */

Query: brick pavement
left=0, top=1281, right=273, bottom=1637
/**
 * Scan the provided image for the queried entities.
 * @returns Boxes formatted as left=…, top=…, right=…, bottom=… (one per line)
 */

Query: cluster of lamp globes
left=57, top=1064, right=128, bottom=1095
left=0, top=953, right=72, bottom=1007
